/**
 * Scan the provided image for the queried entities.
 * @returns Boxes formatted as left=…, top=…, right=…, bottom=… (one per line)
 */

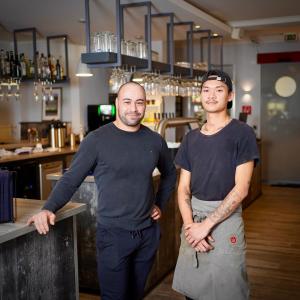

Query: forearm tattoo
left=208, top=188, right=242, bottom=224
left=184, top=197, right=192, bottom=209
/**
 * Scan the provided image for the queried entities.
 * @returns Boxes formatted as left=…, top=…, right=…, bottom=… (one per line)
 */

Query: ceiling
left=0, top=0, right=299, bottom=45
left=186, top=0, right=300, bottom=41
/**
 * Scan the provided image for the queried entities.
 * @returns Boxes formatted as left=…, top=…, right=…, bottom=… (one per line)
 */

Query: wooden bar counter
left=0, top=199, right=86, bottom=300
left=0, top=147, right=77, bottom=164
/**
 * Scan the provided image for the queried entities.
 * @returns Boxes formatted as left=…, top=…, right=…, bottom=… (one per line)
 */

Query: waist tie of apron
left=190, top=196, right=242, bottom=268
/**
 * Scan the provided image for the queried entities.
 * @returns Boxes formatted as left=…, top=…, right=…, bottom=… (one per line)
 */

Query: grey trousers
left=172, top=196, right=249, bottom=300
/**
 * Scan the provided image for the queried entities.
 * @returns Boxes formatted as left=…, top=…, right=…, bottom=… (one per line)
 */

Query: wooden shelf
left=21, top=77, right=69, bottom=83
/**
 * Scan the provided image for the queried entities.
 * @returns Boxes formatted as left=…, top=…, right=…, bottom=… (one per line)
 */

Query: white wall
left=173, top=38, right=300, bottom=138
left=223, top=39, right=300, bottom=138
left=78, top=66, right=110, bottom=133
left=222, top=42, right=261, bottom=136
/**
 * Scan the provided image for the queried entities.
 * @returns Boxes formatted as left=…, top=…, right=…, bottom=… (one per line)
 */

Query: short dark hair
left=201, top=69, right=233, bottom=109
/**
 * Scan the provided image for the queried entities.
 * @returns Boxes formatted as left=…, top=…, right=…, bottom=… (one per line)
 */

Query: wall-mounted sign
left=242, top=105, right=252, bottom=115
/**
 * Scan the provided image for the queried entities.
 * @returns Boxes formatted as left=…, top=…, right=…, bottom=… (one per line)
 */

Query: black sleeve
left=174, top=134, right=191, bottom=171
left=155, top=138, right=177, bottom=210
left=42, top=132, right=99, bottom=213
left=236, top=127, right=260, bottom=167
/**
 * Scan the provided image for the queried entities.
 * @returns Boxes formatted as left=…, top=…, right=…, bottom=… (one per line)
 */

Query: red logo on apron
left=230, top=235, right=237, bottom=244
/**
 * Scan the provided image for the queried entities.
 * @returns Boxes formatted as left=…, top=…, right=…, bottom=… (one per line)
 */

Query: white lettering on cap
left=208, top=75, right=223, bottom=81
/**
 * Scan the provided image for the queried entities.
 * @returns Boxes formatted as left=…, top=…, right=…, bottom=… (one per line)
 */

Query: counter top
left=0, top=147, right=78, bottom=164
left=0, top=198, right=86, bottom=244
left=0, top=140, right=48, bottom=150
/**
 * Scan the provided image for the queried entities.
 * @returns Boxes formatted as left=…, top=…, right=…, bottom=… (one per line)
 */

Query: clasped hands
left=184, top=220, right=214, bottom=253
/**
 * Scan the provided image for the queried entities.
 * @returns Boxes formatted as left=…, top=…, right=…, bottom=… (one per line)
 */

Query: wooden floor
left=80, top=186, right=300, bottom=300
left=244, top=185, right=300, bottom=300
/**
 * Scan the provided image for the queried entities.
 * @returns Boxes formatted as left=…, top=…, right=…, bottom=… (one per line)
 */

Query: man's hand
left=184, top=221, right=214, bottom=252
left=194, top=236, right=214, bottom=252
left=185, top=219, right=213, bottom=241
left=27, top=210, right=56, bottom=235
left=151, top=205, right=162, bottom=220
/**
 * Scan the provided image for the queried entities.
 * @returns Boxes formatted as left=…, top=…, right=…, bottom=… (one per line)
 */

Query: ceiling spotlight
left=213, top=33, right=219, bottom=37
left=195, top=25, right=201, bottom=29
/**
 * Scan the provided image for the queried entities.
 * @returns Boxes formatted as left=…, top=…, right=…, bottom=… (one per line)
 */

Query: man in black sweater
left=27, top=82, right=177, bottom=300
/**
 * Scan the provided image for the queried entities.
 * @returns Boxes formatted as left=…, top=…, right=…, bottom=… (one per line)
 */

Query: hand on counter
left=151, top=205, right=162, bottom=221
left=27, top=210, right=56, bottom=235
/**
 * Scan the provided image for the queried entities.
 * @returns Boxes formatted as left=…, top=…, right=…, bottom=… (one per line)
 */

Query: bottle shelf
left=4, top=28, right=70, bottom=83
left=0, top=76, right=69, bottom=83
left=22, top=77, right=69, bottom=83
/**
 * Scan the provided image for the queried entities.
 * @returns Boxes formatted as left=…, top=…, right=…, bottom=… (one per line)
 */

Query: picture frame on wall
left=42, top=87, right=62, bottom=121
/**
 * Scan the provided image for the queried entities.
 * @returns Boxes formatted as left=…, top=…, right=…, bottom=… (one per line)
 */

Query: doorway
left=261, top=62, right=300, bottom=185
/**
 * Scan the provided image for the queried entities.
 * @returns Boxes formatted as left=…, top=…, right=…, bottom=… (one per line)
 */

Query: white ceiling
left=187, top=0, right=300, bottom=21
left=0, top=0, right=299, bottom=44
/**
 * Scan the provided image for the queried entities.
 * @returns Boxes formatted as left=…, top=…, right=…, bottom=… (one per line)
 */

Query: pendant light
left=76, top=61, right=93, bottom=77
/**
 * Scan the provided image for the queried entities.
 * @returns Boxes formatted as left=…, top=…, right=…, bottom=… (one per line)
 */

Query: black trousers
left=96, top=222, right=160, bottom=300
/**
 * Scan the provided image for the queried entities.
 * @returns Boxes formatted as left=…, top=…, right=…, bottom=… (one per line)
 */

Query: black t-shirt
left=43, top=123, right=177, bottom=230
left=175, top=119, right=259, bottom=201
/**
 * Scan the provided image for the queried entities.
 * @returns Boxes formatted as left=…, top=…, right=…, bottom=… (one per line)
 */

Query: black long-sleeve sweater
left=43, top=123, right=177, bottom=230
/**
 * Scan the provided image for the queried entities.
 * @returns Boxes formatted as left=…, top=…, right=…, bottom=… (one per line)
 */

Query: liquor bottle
left=0, top=49, right=5, bottom=77
left=20, top=53, right=27, bottom=78
left=60, top=63, right=64, bottom=79
left=5, top=51, right=10, bottom=76
left=24, top=54, right=30, bottom=78
left=29, top=60, right=35, bottom=78
left=35, top=51, right=41, bottom=78
left=47, top=54, right=54, bottom=80
left=51, top=55, right=57, bottom=79
left=40, top=53, right=46, bottom=79
left=58, top=56, right=65, bottom=79
left=9, top=51, right=15, bottom=77
left=55, top=59, right=61, bottom=80
left=14, top=53, right=22, bottom=78
left=42, top=53, right=50, bottom=80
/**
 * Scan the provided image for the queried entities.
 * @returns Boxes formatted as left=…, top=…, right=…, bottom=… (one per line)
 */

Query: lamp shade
left=76, top=61, right=93, bottom=77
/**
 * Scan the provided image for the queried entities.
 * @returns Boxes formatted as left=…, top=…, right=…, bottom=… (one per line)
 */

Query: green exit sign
left=284, top=33, right=298, bottom=41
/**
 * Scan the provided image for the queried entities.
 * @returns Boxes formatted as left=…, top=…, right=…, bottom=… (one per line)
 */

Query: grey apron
left=172, top=196, right=249, bottom=300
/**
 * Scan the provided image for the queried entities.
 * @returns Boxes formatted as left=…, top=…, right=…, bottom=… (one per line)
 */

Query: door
left=261, top=62, right=300, bottom=185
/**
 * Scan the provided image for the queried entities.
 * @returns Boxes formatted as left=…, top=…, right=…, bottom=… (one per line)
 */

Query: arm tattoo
left=208, top=188, right=242, bottom=224
left=184, top=198, right=192, bottom=209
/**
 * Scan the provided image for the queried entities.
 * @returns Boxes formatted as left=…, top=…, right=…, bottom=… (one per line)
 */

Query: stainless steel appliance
left=49, top=122, right=66, bottom=148
left=87, top=104, right=116, bottom=132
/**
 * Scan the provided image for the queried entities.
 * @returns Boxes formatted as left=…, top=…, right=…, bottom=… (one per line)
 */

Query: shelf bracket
left=167, top=22, right=194, bottom=78
left=200, top=35, right=223, bottom=71
left=13, top=27, right=38, bottom=80
left=46, top=34, right=69, bottom=80
left=121, top=1, right=152, bottom=71
left=188, top=29, right=212, bottom=72
left=149, top=13, right=175, bottom=75
left=83, top=0, right=122, bottom=68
